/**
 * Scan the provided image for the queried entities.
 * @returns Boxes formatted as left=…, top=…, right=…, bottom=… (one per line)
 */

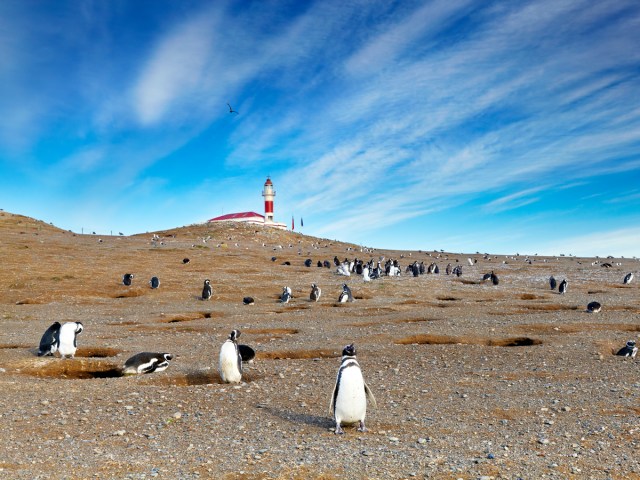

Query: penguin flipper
left=364, top=382, right=377, bottom=409
left=329, top=380, right=339, bottom=415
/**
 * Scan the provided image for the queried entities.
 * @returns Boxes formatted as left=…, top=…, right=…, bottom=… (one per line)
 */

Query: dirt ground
left=0, top=210, right=638, bottom=480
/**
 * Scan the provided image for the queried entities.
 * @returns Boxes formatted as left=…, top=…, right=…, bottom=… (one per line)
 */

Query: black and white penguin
left=149, top=276, right=160, bottom=289
left=623, top=272, right=634, bottom=284
left=57, top=322, right=83, bottom=359
left=559, top=279, right=568, bottom=295
left=445, top=263, right=452, bottom=275
left=586, top=301, right=601, bottom=313
left=202, top=279, right=212, bottom=300
left=411, top=262, right=419, bottom=277
left=341, top=284, right=354, bottom=302
left=123, top=352, right=173, bottom=375
left=323, top=260, right=331, bottom=269
left=549, top=276, right=557, bottom=290
left=281, top=286, right=292, bottom=303
left=329, top=344, right=377, bottom=434
left=304, top=259, right=312, bottom=267
left=243, top=296, right=255, bottom=305
left=219, top=329, right=243, bottom=383
left=482, top=272, right=492, bottom=281
left=317, top=261, right=323, bottom=268
left=238, top=344, right=256, bottom=364
left=122, top=273, right=134, bottom=286
left=182, top=258, right=190, bottom=264
left=310, top=283, right=321, bottom=302
left=490, top=272, right=499, bottom=286
left=616, top=340, right=637, bottom=358
left=37, top=321, right=61, bottom=356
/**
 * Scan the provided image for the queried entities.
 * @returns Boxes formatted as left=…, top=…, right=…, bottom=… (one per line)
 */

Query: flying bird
left=227, top=103, right=239, bottom=115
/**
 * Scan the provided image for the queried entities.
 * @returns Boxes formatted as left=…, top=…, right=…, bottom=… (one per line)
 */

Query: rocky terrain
left=0, top=210, right=638, bottom=480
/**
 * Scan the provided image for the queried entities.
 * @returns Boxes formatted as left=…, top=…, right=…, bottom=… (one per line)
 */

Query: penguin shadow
left=261, top=406, right=333, bottom=430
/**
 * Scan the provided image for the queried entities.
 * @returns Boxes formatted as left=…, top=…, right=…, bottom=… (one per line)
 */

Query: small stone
left=538, top=438, right=550, bottom=445
left=389, top=436, right=400, bottom=442
left=487, top=453, right=495, bottom=459
left=562, top=406, right=571, bottom=412
left=113, top=430, right=126, bottom=436
left=417, top=438, right=427, bottom=444
left=361, top=450, right=372, bottom=456
left=173, top=412, right=182, bottom=419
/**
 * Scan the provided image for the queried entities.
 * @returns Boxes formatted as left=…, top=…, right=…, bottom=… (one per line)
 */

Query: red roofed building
left=207, top=178, right=287, bottom=229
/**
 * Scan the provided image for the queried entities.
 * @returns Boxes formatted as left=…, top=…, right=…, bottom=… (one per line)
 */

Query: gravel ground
left=0, top=211, right=639, bottom=480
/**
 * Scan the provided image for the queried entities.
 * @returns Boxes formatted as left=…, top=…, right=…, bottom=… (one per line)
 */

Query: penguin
left=182, top=258, right=190, bottom=264
left=202, top=279, right=213, bottom=300
left=445, top=263, right=452, bottom=275
left=490, top=272, right=499, bottom=286
left=623, top=272, right=634, bottom=284
left=616, top=340, right=637, bottom=358
left=149, top=276, right=160, bottom=289
left=37, top=321, right=61, bottom=356
left=281, top=286, right=292, bottom=303
left=304, top=259, right=312, bottom=267
left=482, top=272, right=492, bottom=281
left=559, top=279, right=568, bottom=295
left=317, top=261, right=323, bottom=268
left=310, top=283, right=321, bottom=302
left=586, top=301, right=601, bottom=313
left=57, top=322, right=83, bottom=359
left=329, top=344, right=377, bottom=434
left=243, top=296, right=255, bottom=305
left=362, top=265, right=371, bottom=282
left=342, top=283, right=354, bottom=302
left=123, top=352, right=173, bottom=375
left=238, top=344, right=256, bottom=364
left=219, top=329, right=243, bottom=383
left=549, top=276, right=557, bottom=290
left=122, top=273, right=134, bottom=286
left=323, top=260, right=331, bottom=269
left=411, top=262, right=419, bottom=277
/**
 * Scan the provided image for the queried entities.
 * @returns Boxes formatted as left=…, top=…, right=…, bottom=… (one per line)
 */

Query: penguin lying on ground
left=329, top=344, right=376, bottom=434
left=123, top=352, right=173, bottom=375
left=37, top=321, right=61, bottom=356
left=616, top=340, right=637, bottom=358
left=586, top=301, right=602, bottom=313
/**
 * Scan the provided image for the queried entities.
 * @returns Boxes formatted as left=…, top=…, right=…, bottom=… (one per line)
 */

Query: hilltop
left=0, top=210, right=639, bottom=479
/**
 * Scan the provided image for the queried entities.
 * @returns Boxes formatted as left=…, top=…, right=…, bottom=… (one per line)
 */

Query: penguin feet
left=357, top=420, right=367, bottom=432
left=334, top=424, right=344, bottom=435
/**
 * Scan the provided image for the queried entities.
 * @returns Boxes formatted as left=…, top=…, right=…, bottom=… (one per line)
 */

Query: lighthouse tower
left=262, top=177, right=275, bottom=223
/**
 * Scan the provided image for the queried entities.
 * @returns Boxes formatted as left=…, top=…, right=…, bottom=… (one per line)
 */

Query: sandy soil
left=0, top=210, right=639, bottom=480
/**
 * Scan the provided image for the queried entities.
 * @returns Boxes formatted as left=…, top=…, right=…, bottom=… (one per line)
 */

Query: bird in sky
left=227, top=103, right=239, bottom=115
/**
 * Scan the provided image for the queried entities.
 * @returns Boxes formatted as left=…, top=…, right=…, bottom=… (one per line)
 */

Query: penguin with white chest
left=330, top=344, right=376, bottom=434
left=123, top=352, right=173, bottom=375
left=219, top=329, right=243, bottom=383
left=37, top=321, right=61, bottom=356
left=202, top=279, right=212, bottom=300
left=57, top=322, right=83, bottom=358
left=310, top=284, right=321, bottom=302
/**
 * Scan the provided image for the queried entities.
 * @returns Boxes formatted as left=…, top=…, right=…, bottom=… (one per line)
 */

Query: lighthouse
left=262, top=177, right=275, bottom=223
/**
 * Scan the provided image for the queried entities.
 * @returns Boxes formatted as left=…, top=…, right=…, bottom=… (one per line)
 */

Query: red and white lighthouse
left=262, top=177, right=275, bottom=223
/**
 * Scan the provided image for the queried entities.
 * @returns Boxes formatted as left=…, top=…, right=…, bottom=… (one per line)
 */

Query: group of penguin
left=278, top=283, right=353, bottom=304
left=37, top=320, right=373, bottom=434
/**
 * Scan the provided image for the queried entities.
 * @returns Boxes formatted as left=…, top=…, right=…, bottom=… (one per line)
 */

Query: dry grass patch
left=244, top=328, right=299, bottom=335
left=395, top=334, right=542, bottom=347
left=19, top=359, right=122, bottom=379
left=520, top=293, right=544, bottom=300
left=257, top=349, right=338, bottom=360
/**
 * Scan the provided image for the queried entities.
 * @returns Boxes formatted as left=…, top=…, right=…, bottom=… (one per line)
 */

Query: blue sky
left=1, top=0, right=639, bottom=256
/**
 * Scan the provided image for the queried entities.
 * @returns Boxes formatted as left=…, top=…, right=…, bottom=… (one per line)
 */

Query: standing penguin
left=123, top=352, right=173, bottom=375
left=623, top=272, right=634, bottom=284
left=616, top=340, right=637, bottom=358
left=329, top=344, right=377, bottom=434
left=490, top=272, right=499, bottom=286
left=37, top=321, right=61, bottom=356
left=559, top=279, right=568, bottom=295
left=57, top=322, right=83, bottom=359
left=149, top=276, right=160, bottom=289
left=310, top=284, right=321, bottom=302
left=445, top=263, right=452, bottom=275
left=342, top=284, right=354, bottom=301
left=202, top=279, right=213, bottom=300
left=549, top=276, right=557, bottom=290
left=122, top=273, right=134, bottom=286
left=219, top=329, right=243, bottom=383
